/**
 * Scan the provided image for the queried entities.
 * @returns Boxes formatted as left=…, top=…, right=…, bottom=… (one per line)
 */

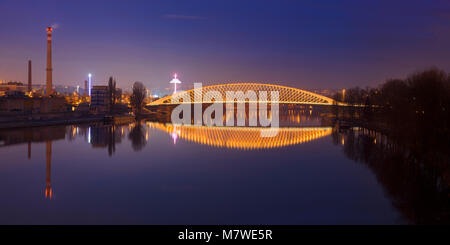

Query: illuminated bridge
left=147, top=122, right=332, bottom=150
left=149, top=83, right=336, bottom=106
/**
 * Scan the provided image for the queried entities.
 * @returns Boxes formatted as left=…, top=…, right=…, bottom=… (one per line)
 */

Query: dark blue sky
left=0, top=0, right=449, bottom=91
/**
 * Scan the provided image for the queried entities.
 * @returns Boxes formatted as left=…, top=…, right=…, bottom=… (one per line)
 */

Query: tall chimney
left=84, top=80, right=88, bottom=97
left=28, top=60, right=32, bottom=92
left=45, top=27, right=53, bottom=96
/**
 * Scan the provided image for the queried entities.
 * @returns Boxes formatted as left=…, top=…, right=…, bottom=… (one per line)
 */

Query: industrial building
left=90, top=85, right=124, bottom=114
left=90, top=85, right=109, bottom=113
left=0, top=82, right=28, bottom=96
left=0, top=95, right=66, bottom=114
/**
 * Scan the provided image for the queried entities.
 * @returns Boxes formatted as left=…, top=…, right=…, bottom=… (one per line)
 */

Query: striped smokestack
left=45, top=27, right=53, bottom=96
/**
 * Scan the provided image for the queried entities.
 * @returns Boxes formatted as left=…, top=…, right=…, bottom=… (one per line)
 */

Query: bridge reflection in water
left=147, top=122, right=332, bottom=150
left=1, top=120, right=448, bottom=224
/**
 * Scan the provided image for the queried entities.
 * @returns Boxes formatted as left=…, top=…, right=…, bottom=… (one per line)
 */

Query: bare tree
left=108, top=76, right=117, bottom=113
left=130, top=81, right=146, bottom=114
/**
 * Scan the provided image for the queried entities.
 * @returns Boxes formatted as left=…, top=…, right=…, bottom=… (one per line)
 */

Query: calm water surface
left=0, top=114, right=405, bottom=224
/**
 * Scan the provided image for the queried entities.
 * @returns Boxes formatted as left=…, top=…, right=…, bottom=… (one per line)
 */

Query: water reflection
left=148, top=122, right=332, bottom=150
left=0, top=113, right=448, bottom=224
left=90, top=124, right=124, bottom=156
left=128, top=122, right=148, bottom=151
left=333, top=127, right=450, bottom=224
left=45, top=141, right=52, bottom=199
left=0, top=125, right=65, bottom=146
left=154, top=106, right=330, bottom=127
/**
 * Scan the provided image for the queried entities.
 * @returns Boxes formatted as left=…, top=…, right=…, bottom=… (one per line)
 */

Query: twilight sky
left=0, top=0, right=449, bottom=92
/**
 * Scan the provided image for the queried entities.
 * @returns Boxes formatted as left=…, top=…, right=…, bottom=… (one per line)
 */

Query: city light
left=169, top=73, right=181, bottom=94
left=87, top=127, right=91, bottom=143
left=88, top=73, right=92, bottom=96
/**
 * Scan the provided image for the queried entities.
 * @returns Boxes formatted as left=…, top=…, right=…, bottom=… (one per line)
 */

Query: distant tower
left=170, top=73, right=181, bottom=94
left=88, top=73, right=92, bottom=96
left=45, top=141, right=52, bottom=199
left=27, top=60, right=32, bottom=92
left=84, top=80, right=88, bottom=97
left=45, top=27, right=53, bottom=96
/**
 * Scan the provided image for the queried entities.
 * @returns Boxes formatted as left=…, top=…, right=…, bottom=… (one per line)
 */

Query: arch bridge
left=148, top=83, right=336, bottom=106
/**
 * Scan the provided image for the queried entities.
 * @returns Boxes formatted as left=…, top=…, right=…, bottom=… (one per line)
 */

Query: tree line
left=105, top=77, right=147, bottom=115
left=332, top=68, right=450, bottom=154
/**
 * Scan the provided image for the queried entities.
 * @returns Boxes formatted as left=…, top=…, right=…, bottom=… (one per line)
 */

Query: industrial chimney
left=84, top=80, right=88, bottom=97
left=28, top=60, right=32, bottom=92
left=45, top=27, right=53, bottom=96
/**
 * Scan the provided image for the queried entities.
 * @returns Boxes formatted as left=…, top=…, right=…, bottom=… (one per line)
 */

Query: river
left=1, top=110, right=446, bottom=224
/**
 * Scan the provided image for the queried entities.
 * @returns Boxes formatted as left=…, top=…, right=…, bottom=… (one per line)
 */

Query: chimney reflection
left=45, top=141, right=52, bottom=199
left=27, top=142, right=31, bottom=160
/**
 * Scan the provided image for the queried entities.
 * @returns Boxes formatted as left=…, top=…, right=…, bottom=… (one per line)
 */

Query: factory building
left=0, top=95, right=66, bottom=114
left=0, top=82, right=28, bottom=96
left=90, top=85, right=123, bottom=114
left=90, top=85, right=109, bottom=113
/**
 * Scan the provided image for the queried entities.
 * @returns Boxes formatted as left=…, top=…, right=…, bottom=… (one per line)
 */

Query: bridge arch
left=149, top=83, right=335, bottom=106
